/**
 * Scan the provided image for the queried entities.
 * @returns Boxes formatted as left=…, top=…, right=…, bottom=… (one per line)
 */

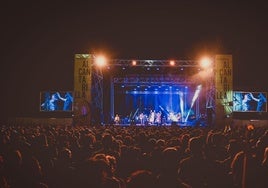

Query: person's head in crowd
left=162, top=147, right=179, bottom=171
left=156, top=139, right=166, bottom=148
left=262, top=147, right=268, bottom=166
left=10, top=150, right=23, bottom=167
left=227, top=139, right=242, bottom=157
left=36, top=134, right=48, bottom=147
left=81, top=156, right=120, bottom=188
left=105, top=155, right=117, bottom=175
left=102, top=133, right=114, bottom=149
left=92, top=153, right=106, bottom=161
left=180, top=133, right=190, bottom=148
left=123, top=135, right=134, bottom=146
left=188, top=136, right=204, bottom=156
left=126, top=170, right=155, bottom=188
left=58, top=147, right=72, bottom=164
left=80, top=133, right=96, bottom=147
left=211, top=132, right=227, bottom=147
left=145, top=138, right=156, bottom=152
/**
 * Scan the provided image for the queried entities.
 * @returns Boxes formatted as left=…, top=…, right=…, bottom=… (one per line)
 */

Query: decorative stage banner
left=215, top=54, right=233, bottom=127
left=73, top=54, right=92, bottom=125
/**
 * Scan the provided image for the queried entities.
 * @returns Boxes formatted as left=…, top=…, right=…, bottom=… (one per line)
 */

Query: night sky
left=1, top=1, right=268, bottom=123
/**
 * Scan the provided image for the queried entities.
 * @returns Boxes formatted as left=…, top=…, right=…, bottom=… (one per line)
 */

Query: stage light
left=185, top=84, right=202, bottom=122
left=132, top=60, right=137, bottom=66
left=169, top=60, right=175, bottom=66
left=200, top=57, right=212, bottom=69
left=95, top=55, right=107, bottom=67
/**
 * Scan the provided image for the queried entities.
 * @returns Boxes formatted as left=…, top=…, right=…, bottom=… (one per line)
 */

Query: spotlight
left=200, top=57, right=212, bottom=69
left=132, top=60, right=137, bottom=66
left=185, top=85, right=202, bottom=122
left=169, top=60, right=175, bottom=66
left=95, top=55, right=107, bottom=67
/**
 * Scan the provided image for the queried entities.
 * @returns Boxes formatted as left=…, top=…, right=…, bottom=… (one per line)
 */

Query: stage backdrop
left=73, top=54, right=92, bottom=125
left=215, top=54, right=233, bottom=127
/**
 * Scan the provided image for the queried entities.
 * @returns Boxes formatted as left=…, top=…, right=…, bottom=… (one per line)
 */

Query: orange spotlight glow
left=200, top=57, right=212, bottom=69
left=247, top=124, right=254, bottom=131
left=95, top=55, right=107, bottom=67
left=169, top=60, right=175, bottom=66
left=132, top=60, right=137, bottom=66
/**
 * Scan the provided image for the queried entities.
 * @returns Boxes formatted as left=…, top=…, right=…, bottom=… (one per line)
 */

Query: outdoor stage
left=112, top=120, right=207, bottom=127
left=70, top=54, right=264, bottom=128
left=101, top=59, right=209, bottom=126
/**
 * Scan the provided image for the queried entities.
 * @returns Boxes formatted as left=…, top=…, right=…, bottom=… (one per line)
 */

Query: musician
left=155, top=111, right=162, bottom=126
left=139, top=112, right=145, bottom=125
left=114, top=114, right=120, bottom=125
left=149, top=110, right=155, bottom=125
left=250, top=92, right=267, bottom=111
left=177, top=112, right=182, bottom=122
left=241, top=93, right=252, bottom=111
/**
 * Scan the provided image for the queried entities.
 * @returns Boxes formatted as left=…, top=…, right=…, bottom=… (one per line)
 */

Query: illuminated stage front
left=105, top=66, right=208, bottom=126
left=73, top=56, right=217, bottom=126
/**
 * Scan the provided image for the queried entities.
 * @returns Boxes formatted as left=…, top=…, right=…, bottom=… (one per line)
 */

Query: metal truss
left=206, top=80, right=215, bottom=108
left=91, top=66, right=104, bottom=117
left=108, top=59, right=199, bottom=67
left=113, top=74, right=195, bottom=85
left=206, top=67, right=216, bottom=112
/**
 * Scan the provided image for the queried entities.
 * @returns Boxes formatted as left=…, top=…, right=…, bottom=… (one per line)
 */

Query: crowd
left=0, top=123, right=268, bottom=188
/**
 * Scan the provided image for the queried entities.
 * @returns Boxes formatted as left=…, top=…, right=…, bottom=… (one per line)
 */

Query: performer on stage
left=155, top=111, right=162, bottom=126
left=139, top=112, right=145, bottom=125
left=241, top=93, right=252, bottom=111
left=114, top=114, right=120, bottom=125
left=168, top=112, right=177, bottom=122
left=149, top=110, right=155, bottom=125
left=250, top=92, right=267, bottom=112
left=177, top=112, right=182, bottom=122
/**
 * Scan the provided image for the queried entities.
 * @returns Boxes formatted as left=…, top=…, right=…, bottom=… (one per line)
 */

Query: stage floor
left=112, top=121, right=205, bottom=127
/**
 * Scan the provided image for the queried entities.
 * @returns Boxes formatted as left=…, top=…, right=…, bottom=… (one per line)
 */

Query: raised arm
left=249, top=93, right=259, bottom=102
left=56, top=92, right=66, bottom=101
